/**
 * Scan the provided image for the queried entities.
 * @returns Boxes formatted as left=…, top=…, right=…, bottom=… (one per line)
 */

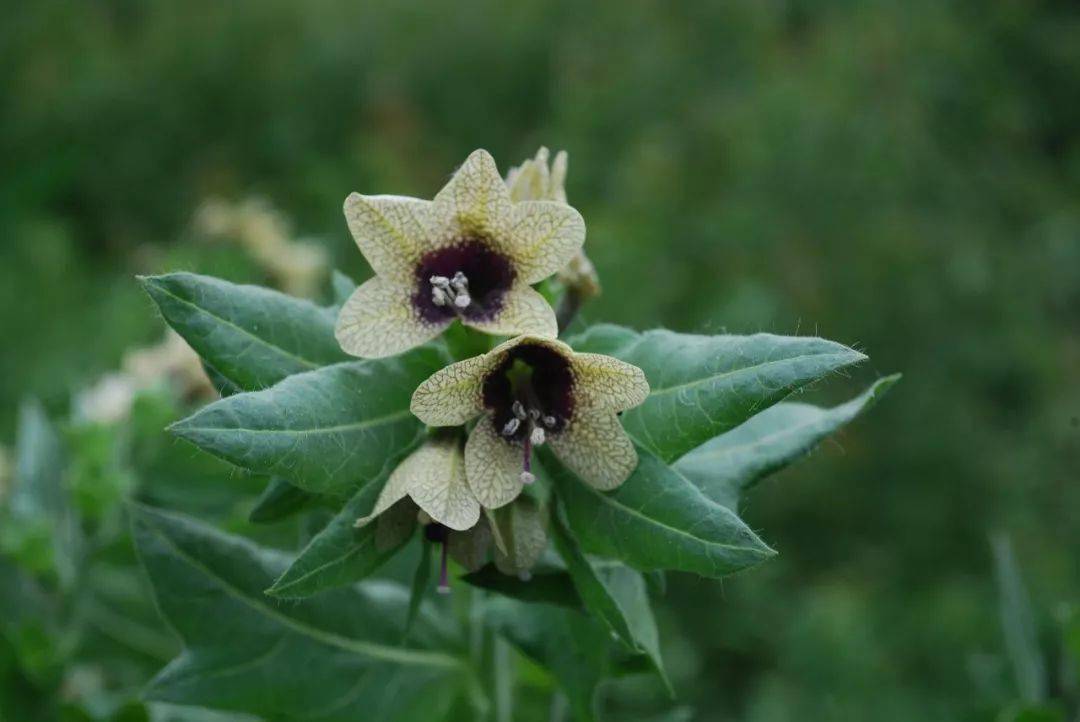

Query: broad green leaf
left=550, top=512, right=670, bottom=692
left=266, top=476, right=409, bottom=598
left=248, top=477, right=313, bottom=524
left=570, top=324, right=867, bottom=462
left=992, top=534, right=1046, bottom=703
left=488, top=600, right=610, bottom=722
left=201, top=362, right=243, bottom=397
left=132, top=504, right=464, bottom=722
left=330, top=270, right=358, bottom=307
left=461, top=564, right=582, bottom=609
left=169, top=347, right=446, bottom=497
left=674, top=375, right=900, bottom=509
left=140, top=273, right=349, bottom=391
left=545, top=445, right=774, bottom=578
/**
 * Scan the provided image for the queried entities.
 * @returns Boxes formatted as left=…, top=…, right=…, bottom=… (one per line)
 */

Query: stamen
left=431, top=286, right=450, bottom=306
left=543, top=415, right=557, bottom=428
left=453, top=291, right=471, bottom=308
left=437, top=541, right=450, bottom=594
left=530, top=426, right=546, bottom=446
left=502, top=417, right=521, bottom=436
left=512, top=401, right=528, bottom=420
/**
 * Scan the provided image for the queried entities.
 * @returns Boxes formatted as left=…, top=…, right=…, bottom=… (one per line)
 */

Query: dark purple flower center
left=412, top=240, right=515, bottom=324
left=482, top=344, right=575, bottom=482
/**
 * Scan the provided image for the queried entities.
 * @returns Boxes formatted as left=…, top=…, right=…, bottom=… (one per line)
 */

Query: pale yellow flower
left=335, top=150, right=586, bottom=358
left=506, top=147, right=600, bottom=300
left=356, top=432, right=479, bottom=532
left=411, top=335, right=649, bottom=509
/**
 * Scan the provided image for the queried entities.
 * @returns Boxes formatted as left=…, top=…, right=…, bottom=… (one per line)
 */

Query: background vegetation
left=2, top=1, right=1078, bottom=720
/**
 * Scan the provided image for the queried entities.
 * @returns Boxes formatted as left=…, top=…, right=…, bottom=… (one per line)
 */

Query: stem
left=556, top=288, right=583, bottom=336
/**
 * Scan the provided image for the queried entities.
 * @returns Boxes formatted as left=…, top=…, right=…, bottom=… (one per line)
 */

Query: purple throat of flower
left=482, top=343, right=575, bottom=485
left=412, top=239, right=515, bottom=324
left=424, top=523, right=452, bottom=594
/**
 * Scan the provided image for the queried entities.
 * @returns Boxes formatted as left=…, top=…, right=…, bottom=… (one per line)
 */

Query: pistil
left=437, top=539, right=450, bottom=594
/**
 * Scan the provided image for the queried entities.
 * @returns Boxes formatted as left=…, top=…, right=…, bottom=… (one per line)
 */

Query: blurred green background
left=2, top=0, right=1078, bottom=720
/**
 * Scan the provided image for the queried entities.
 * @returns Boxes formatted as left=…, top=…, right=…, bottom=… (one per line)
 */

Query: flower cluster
left=338, top=149, right=648, bottom=585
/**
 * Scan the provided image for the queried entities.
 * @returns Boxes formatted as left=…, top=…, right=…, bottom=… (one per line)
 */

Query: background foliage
left=2, top=1, right=1078, bottom=720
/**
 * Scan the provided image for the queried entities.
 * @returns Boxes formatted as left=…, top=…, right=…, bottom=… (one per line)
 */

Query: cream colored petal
left=506, top=147, right=550, bottom=202
left=433, top=149, right=513, bottom=239
left=499, top=201, right=585, bottom=285
left=343, top=194, right=437, bottom=283
left=464, top=416, right=525, bottom=509
left=410, top=354, right=492, bottom=426
left=400, top=438, right=479, bottom=531
left=572, top=353, right=650, bottom=413
left=550, top=150, right=568, bottom=203
left=335, top=277, right=448, bottom=359
left=548, top=411, right=639, bottom=491
left=461, top=283, right=558, bottom=340
left=355, top=474, right=412, bottom=528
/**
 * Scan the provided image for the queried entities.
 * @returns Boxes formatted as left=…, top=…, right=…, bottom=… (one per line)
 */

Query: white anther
left=450, top=271, right=469, bottom=292
left=502, top=417, right=521, bottom=436
left=529, top=408, right=540, bottom=421
left=529, top=426, right=546, bottom=446
left=430, top=275, right=451, bottom=289
left=520, top=471, right=536, bottom=485
left=512, top=401, right=527, bottom=420
left=543, top=415, right=557, bottom=428
left=453, top=292, right=471, bottom=308
left=431, top=287, right=450, bottom=306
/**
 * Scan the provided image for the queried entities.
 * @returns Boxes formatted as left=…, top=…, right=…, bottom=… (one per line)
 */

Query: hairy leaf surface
left=570, top=324, right=866, bottom=462
left=674, top=375, right=899, bottom=509
left=141, top=273, right=349, bottom=391
left=132, top=505, right=463, bottom=721
left=169, top=347, right=445, bottom=497
left=545, top=446, right=774, bottom=578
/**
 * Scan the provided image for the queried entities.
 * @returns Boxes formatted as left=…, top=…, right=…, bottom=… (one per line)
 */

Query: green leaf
left=169, top=346, right=446, bottom=497
left=545, top=445, right=775, bottom=578
left=140, top=273, right=350, bottom=392
left=201, top=361, right=243, bottom=398
left=266, top=477, right=409, bottom=598
left=570, top=324, right=867, bottom=462
left=132, top=504, right=464, bottom=722
left=992, top=534, right=1047, bottom=703
left=331, top=270, right=359, bottom=307
left=550, top=512, right=670, bottom=693
left=248, top=477, right=314, bottom=524
left=461, top=564, right=582, bottom=609
left=488, top=601, right=610, bottom=722
left=673, top=375, right=900, bottom=509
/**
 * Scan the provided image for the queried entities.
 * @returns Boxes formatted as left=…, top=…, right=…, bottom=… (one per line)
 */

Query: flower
left=356, top=430, right=479, bottom=532
left=335, top=150, right=586, bottom=358
left=411, top=335, right=649, bottom=508
left=505, top=147, right=600, bottom=300
left=359, top=492, right=495, bottom=594
left=506, top=146, right=568, bottom=203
